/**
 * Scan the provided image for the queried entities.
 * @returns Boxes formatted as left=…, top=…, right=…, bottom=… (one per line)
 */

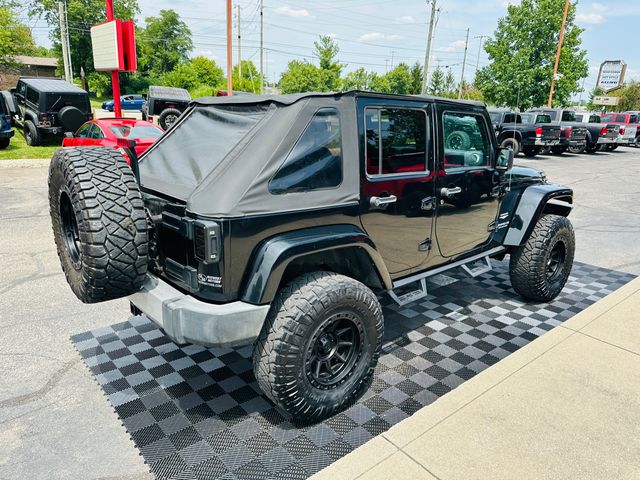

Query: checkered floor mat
left=71, top=261, right=634, bottom=480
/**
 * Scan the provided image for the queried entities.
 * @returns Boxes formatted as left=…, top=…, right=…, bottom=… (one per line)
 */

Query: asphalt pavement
left=0, top=147, right=639, bottom=479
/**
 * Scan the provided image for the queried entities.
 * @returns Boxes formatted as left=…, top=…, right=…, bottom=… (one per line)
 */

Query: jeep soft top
left=49, top=91, right=575, bottom=420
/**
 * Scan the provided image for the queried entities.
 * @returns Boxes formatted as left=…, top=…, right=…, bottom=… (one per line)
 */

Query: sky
left=22, top=0, right=640, bottom=98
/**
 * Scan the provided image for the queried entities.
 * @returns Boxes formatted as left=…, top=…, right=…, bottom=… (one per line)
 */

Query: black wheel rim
left=60, top=191, right=81, bottom=268
left=304, top=312, right=363, bottom=389
left=546, top=241, right=566, bottom=282
left=165, top=114, right=177, bottom=127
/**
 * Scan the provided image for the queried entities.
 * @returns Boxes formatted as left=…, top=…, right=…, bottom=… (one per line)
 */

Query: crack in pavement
left=0, top=358, right=79, bottom=409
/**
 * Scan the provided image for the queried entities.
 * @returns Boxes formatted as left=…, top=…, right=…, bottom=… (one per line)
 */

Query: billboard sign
left=91, top=19, right=137, bottom=72
left=597, top=60, right=626, bottom=92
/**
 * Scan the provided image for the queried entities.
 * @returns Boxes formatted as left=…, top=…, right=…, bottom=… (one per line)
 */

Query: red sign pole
left=105, top=0, right=122, bottom=117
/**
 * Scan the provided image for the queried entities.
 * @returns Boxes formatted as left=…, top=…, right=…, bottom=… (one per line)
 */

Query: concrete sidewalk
left=312, top=277, right=640, bottom=480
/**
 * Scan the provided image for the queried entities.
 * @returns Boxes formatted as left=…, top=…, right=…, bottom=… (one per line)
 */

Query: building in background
left=0, top=56, right=59, bottom=90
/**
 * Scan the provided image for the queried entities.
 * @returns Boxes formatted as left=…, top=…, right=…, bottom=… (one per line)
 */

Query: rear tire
left=500, top=137, right=520, bottom=157
left=606, top=144, right=618, bottom=151
left=0, top=137, right=9, bottom=149
left=522, top=146, right=540, bottom=157
left=253, top=271, right=383, bottom=421
left=23, top=120, right=40, bottom=146
left=567, top=145, right=585, bottom=154
left=509, top=214, right=575, bottom=302
left=586, top=142, right=599, bottom=153
left=48, top=147, right=149, bottom=303
left=158, top=108, right=182, bottom=130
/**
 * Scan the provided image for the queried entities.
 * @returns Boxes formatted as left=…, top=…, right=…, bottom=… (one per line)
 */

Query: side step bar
left=387, top=247, right=505, bottom=306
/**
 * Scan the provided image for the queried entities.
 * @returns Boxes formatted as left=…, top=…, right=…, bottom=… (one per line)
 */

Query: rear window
left=536, top=114, right=551, bottom=124
left=615, top=114, right=627, bottom=122
left=601, top=114, right=614, bottom=122
left=110, top=125, right=162, bottom=139
left=140, top=105, right=268, bottom=200
left=561, top=111, right=576, bottom=122
left=45, top=94, right=88, bottom=112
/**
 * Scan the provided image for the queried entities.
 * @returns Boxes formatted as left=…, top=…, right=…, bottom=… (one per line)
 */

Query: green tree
left=29, top=0, right=139, bottom=77
left=1, top=1, right=43, bottom=67
left=385, top=63, right=413, bottom=94
left=585, top=86, right=605, bottom=111
left=313, top=35, right=343, bottom=91
left=427, top=67, right=445, bottom=96
left=475, top=0, right=588, bottom=110
left=232, top=60, right=263, bottom=93
left=162, top=56, right=224, bottom=91
left=368, top=72, right=391, bottom=93
left=137, top=10, right=192, bottom=77
left=617, top=82, right=640, bottom=112
left=443, top=68, right=457, bottom=97
left=410, top=62, right=423, bottom=94
left=341, top=67, right=370, bottom=91
left=279, top=60, right=324, bottom=93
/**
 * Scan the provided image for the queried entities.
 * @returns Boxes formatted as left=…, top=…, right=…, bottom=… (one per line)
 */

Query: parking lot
left=1, top=147, right=639, bottom=479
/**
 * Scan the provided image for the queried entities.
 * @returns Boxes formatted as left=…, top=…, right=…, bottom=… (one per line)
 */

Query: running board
left=387, top=247, right=504, bottom=306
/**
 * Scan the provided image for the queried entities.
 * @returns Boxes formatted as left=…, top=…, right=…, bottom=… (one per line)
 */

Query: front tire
left=509, top=214, right=575, bottom=302
left=253, top=272, right=383, bottom=421
left=500, top=137, right=520, bottom=157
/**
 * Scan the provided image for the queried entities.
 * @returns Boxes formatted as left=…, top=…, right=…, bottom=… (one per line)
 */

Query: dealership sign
left=593, top=96, right=619, bottom=106
left=597, top=60, right=626, bottom=92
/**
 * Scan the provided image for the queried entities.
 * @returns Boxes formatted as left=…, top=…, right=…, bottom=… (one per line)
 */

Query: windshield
left=110, top=125, right=162, bottom=139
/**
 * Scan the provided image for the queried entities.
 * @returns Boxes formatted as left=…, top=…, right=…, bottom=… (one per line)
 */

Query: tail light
left=193, top=221, right=220, bottom=263
left=38, top=113, right=51, bottom=127
left=620, top=127, right=625, bottom=135
left=564, top=127, right=572, bottom=138
left=535, top=127, right=543, bottom=137
left=600, top=126, right=607, bottom=136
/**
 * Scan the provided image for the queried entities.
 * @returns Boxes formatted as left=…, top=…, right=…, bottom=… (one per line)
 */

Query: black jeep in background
left=488, top=109, right=561, bottom=157
left=142, top=85, right=192, bottom=130
left=10, top=77, right=91, bottom=146
left=49, top=91, right=575, bottom=421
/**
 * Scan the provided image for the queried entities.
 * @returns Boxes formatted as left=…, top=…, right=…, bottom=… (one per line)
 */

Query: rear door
left=359, top=101, right=436, bottom=276
left=435, top=107, right=500, bottom=258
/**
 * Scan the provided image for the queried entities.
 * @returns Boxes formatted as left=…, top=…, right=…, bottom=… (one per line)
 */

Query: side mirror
left=64, top=131, right=74, bottom=138
left=496, top=147, right=514, bottom=171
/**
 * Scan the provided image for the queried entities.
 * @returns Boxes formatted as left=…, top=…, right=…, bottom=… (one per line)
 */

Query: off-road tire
left=445, top=130, right=471, bottom=150
left=158, top=108, right=182, bottom=130
left=522, top=146, right=540, bottom=157
left=23, top=120, right=40, bottom=146
left=253, top=271, right=383, bottom=421
left=551, top=146, right=567, bottom=155
left=0, top=137, right=9, bottom=149
left=500, top=137, right=520, bottom=157
left=509, top=214, right=575, bottom=302
left=48, top=147, right=149, bottom=303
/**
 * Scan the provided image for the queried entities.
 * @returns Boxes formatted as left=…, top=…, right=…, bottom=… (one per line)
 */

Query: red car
left=62, top=118, right=163, bottom=160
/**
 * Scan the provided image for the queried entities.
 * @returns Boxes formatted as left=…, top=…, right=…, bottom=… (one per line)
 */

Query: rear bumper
left=597, top=136, right=617, bottom=144
left=534, top=138, right=559, bottom=146
left=129, top=274, right=270, bottom=347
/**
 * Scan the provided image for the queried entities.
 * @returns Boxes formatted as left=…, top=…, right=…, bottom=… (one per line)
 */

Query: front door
left=360, top=103, right=436, bottom=277
left=435, top=109, right=500, bottom=258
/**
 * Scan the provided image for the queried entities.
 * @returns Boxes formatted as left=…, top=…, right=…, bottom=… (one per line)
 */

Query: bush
left=190, top=84, right=214, bottom=99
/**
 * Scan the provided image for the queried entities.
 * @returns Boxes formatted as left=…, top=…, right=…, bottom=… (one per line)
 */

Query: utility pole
left=458, top=28, right=469, bottom=99
left=260, top=0, right=264, bottom=94
left=548, top=0, right=570, bottom=107
left=58, top=1, right=73, bottom=82
left=237, top=4, right=242, bottom=83
left=421, top=0, right=437, bottom=94
left=390, top=50, right=396, bottom=69
left=474, top=35, right=486, bottom=78
left=226, top=0, right=233, bottom=95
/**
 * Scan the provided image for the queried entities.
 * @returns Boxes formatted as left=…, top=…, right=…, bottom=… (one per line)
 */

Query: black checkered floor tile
left=71, top=261, right=634, bottom=480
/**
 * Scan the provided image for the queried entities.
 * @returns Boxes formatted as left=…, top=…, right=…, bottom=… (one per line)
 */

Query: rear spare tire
left=253, top=271, right=383, bottom=421
left=58, top=106, right=86, bottom=132
left=509, top=214, right=575, bottom=302
left=48, top=147, right=149, bottom=303
left=158, top=108, right=182, bottom=130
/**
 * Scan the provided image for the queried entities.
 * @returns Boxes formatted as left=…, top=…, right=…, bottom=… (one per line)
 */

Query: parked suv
left=49, top=92, right=575, bottom=421
left=488, top=109, right=561, bottom=157
left=11, top=77, right=91, bottom=146
left=142, top=85, right=191, bottom=130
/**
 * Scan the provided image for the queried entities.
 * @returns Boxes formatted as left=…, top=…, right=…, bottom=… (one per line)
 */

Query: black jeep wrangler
left=142, top=85, right=192, bottom=130
left=48, top=92, right=575, bottom=421
left=11, top=77, right=91, bottom=146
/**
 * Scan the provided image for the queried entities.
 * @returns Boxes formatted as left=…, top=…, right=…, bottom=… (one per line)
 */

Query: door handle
left=440, top=187, right=462, bottom=197
left=370, top=195, right=397, bottom=207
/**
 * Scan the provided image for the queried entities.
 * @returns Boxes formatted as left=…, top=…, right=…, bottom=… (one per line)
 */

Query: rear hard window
left=269, top=108, right=342, bottom=194
left=45, top=94, right=88, bottom=112
left=110, top=125, right=162, bottom=139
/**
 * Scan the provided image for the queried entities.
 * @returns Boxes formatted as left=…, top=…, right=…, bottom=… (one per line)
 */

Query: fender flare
left=240, top=224, right=392, bottom=305
left=503, top=184, right=573, bottom=246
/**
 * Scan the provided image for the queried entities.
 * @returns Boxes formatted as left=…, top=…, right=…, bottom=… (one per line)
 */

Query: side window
left=26, top=87, right=39, bottom=105
left=76, top=123, right=92, bottom=137
left=503, top=113, right=517, bottom=123
left=443, top=112, right=492, bottom=171
left=589, top=115, right=601, bottom=123
left=17, top=82, right=26, bottom=97
left=90, top=125, right=104, bottom=139
left=630, top=115, right=638, bottom=123
left=269, top=108, right=342, bottom=194
left=365, top=108, right=428, bottom=176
